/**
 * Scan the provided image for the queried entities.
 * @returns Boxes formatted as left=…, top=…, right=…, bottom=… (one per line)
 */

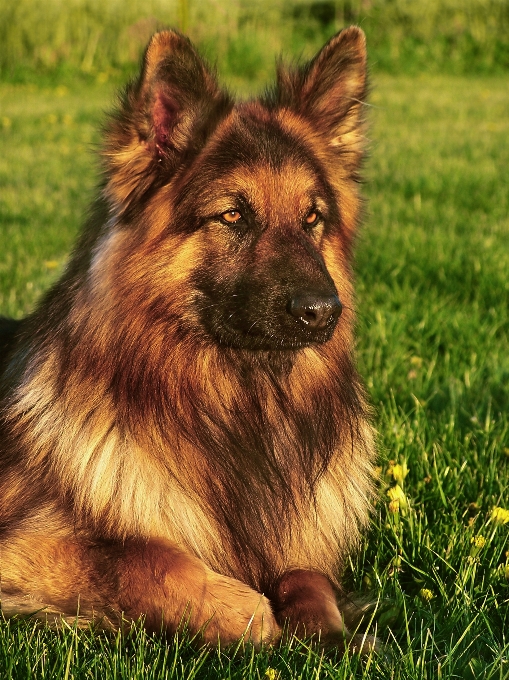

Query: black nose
left=288, top=294, right=343, bottom=330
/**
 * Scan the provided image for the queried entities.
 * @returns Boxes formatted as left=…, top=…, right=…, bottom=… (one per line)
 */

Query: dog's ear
left=136, top=31, right=230, bottom=158
left=103, top=31, right=231, bottom=209
left=274, top=27, right=367, bottom=170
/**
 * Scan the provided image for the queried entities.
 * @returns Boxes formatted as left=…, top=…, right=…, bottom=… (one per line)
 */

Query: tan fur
left=0, top=27, right=375, bottom=650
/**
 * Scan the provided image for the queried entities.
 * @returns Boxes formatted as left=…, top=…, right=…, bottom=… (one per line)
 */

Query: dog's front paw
left=274, top=570, right=345, bottom=642
left=199, top=571, right=280, bottom=648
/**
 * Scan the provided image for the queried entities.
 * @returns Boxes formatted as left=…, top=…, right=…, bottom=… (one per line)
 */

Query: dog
left=0, top=26, right=375, bottom=650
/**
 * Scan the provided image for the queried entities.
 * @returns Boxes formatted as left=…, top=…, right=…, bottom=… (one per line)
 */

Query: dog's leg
left=1, top=536, right=280, bottom=647
left=110, top=539, right=280, bottom=646
left=273, top=569, right=377, bottom=652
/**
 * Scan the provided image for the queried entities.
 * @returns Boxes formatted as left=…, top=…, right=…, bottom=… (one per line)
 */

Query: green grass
left=1, top=0, right=509, bottom=79
left=1, top=72, right=509, bottom=678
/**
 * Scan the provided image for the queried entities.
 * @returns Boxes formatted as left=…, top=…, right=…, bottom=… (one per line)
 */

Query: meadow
left=1, top=0, right=509, bottom=79
left=1, top=12, right=509, bottom=679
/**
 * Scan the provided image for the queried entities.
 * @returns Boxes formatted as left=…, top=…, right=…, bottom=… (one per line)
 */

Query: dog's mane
left=1, top=296, right=369, bottom=588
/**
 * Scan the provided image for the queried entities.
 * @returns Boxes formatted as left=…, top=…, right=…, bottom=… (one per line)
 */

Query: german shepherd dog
left=0, top=27, right=375, bottom=650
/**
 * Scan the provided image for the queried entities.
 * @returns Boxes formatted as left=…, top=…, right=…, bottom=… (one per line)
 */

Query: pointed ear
left=103, top=31, right=231, bottom=209
left=275, top=27, right=367, bottom=170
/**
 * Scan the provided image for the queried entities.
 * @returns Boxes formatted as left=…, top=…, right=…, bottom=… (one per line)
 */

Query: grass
left=1, top=68, right=509, bottom=677
left=1, top=0, right=509, bottom=79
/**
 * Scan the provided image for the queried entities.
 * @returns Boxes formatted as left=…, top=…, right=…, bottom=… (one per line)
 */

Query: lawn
left=0, top=71, right=508, bottom=678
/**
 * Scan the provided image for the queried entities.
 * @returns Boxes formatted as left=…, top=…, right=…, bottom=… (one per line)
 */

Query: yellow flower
left=391, top=462, right=409, bottom=486
left=472, top=535, right=486, bottom=549
left=469, top=534, right=486, bottom=559
left=388, top=499, right=400, bottom=513
left=491, top=506, right=509, bottom=525
left=265, top=669, right=279, bottom=680
left=387, top=484, right=408, bottom=512
left=419, top=588, right=434, bottom=602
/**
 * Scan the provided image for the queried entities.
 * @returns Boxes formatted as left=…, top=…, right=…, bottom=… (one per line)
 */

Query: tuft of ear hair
left=102, top=30, right=232, bottom=210
left=269, top=26, right=368, bottom=171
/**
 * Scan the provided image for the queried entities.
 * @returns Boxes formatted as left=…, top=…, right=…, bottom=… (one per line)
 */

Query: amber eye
left=221, top=210, right=242, bottom=224
left=305, top=210, right=320, bottom=227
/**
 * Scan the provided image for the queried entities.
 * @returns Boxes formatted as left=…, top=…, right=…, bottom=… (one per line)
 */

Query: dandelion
left=265, top=669, right=279, bottom=680
left=491, top=506, right=509, bottom=525
left=469, top=535, right=486, bottom=559
left=391, top=462, right=409, bottom=486
left=387, top=484, right=408, bottom=513
left=472, top=535, right=485, bottom=549
left=419, top=588, right=434, bottom=602
left=388, top=499, right=400, bottom=513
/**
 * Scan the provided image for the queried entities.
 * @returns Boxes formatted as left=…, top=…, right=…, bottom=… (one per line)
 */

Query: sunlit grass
left=1, top=73, right=508, bottom=678
left=1, top=0, right=508, bottom=79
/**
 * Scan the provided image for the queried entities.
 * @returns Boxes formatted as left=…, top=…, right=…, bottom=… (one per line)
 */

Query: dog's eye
left=221, top=210, right=242, bottom=224
left=304, top=210, right=320, bottom=228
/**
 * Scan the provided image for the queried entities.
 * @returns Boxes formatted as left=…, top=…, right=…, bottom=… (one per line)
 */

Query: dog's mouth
left=216, top=324, right=337, bottom=350
left=201, top=297, right=341, bottom=351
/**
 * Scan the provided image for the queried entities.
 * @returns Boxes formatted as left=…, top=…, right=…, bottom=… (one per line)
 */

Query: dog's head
left=99, top=29, right=367, bottom=352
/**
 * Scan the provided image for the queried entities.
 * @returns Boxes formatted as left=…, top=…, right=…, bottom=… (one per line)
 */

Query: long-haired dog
left=0, top=27, right=375, bottom=649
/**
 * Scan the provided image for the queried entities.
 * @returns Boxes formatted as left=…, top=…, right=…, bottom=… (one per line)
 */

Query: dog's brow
left=196, top=191, right=252, bottom=218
